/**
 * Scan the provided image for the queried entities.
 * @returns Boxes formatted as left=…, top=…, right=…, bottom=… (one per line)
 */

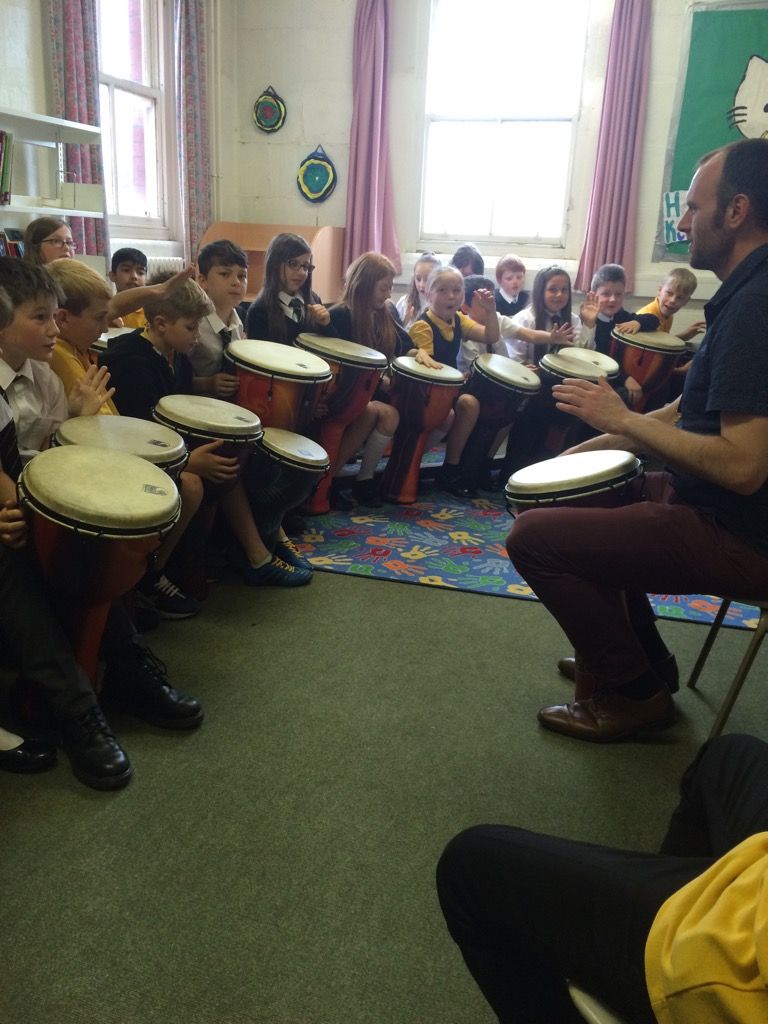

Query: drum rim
left=255, top=436, right=330, bottom=472
left=17, top=477, right=181, bottom=539
left=473, top=354, right=540, bottom=392
left=504, top=459, right=642, bottom=504
left=295, top=333, right=389, bottom=369
left=610, top=327, right=687, bottom=352
left=539, top=350, right=619, bottom=379
left=152, top=407, right=264, bottom=445
left=228, top=339, right=333, bottom=382
left=390, top=355, right=464, bottom=385
left=53, top=418, right=190, bottom=469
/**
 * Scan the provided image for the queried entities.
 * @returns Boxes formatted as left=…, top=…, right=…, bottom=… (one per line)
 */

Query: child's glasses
left=285, top=258, right=314, bottom=273
left=42, top=237, right=77, bottom=251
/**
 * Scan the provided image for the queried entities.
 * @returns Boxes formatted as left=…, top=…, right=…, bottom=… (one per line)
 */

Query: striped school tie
left=0, top=392, right=22, bottom=483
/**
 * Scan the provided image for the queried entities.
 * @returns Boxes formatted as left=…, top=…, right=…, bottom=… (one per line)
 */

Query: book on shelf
left=0, top=131, right=14, bottom=205
left=0, top=229, right=24, bottom=259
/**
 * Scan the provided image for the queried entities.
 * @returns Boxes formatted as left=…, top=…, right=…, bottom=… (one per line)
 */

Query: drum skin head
left=55, top=414, right=187, bottom=468
left=475, top=353, right=540, bottom=391
left=610, top=328, right=686, bottom=352
left=259, top=427, right=330, bottom=470
left=507, top=450, right=641, bottom=495
left=391, top=355, right=464, bottom=385
left=153, top=395, right=262, bottom=440
left=229, top=338, right=332, bottom=381
left=296, top=333, right=388, bottom=368
left=19, top=446, right=180, bottom=537
left=540, top=348, right=619, bottom=379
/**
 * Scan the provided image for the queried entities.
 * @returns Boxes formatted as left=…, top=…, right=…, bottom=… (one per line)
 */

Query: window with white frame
left=421, top=0, right=591, bottom=247
left=96, top=0, right=178, bottom=240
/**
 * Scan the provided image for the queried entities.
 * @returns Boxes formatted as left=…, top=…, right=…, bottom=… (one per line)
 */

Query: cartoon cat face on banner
left=728, top=55, right=768, bottom=139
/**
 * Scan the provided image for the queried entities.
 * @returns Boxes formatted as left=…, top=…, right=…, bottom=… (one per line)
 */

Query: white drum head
left=229, top=338, right=332, bottom=381
left=540, top=348, right=619, bottom=380
left=611, top=328, right=686, bottom=353
left=391, top=355, right=464, bottom=386
left=54, top=414, right=187, bottom=469
left=507, top=450, right=640, bottom=496
left=296, top=332, right=388, bottom=369
left=153, top=395, right=262, bottom=441
left=259, top=427, right=330, bottom=471
left=475, top=353, right=540, bottom=392
left=20, top=446, right=180, bottom=537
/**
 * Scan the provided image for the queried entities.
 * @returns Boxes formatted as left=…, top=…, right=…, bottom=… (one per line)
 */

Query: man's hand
left=553, top=375, right=635, bottom=434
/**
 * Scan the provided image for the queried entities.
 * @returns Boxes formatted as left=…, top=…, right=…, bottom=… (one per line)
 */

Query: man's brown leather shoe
left=537, top=689, right=676, bottom=743
left=557, top=656, right=577, bottom=681
left=556, top=654, right=680, bottom=693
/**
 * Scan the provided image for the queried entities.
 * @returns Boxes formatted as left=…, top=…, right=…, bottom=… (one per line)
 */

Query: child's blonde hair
left=426, top=264, right=464, bottom=295
left=663, top=267, right=697, bottom=297
left=403, top=252, right=441, bottom=324
left=143, top=276, right=212, bottom=322
left=46, top=258, right=111, bottom=314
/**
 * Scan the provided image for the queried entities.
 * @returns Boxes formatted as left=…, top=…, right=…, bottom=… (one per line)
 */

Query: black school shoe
left=438, top=463, right=477, bottom=499
left=103, top=641, right=204, bottom=731
left=60, top=705, right=133, bottom=790
left=352, top=478, right=383, bottom=508
left=0, top=736, right=57, bottom=774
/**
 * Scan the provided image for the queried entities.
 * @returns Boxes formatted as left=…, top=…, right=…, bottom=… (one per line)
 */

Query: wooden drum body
left=535, top=348, right=620, bottom=457
left=18, top=446, right=180, bottom=683
left=505, top=450, right=643, bottom=517
left=153, top=394, right=263, bottom=500
left=226, top=338, right=332, bottom=433
left=466, top=353, right=541, bottom=427
left=295, top=332, right=387, bottom=514
left=245, top=428, right=329, bottom=550
left=609, top=329, right=687, bottom=412
left=381, top=356, right=464, bottom=504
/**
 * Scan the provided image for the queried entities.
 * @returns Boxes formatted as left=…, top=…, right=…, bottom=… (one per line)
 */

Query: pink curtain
left=343, top=0, right=401, bottom=272
left=574, top=0, right=651, bottom=292
left=174, top=0, right=212, bottom=261
left=46, top=0, right=108, bottom=258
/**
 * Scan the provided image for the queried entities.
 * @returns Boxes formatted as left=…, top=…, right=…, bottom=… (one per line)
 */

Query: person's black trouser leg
left=0, top=546, right=95, bottom=718
left=437, top=825, right=704, bottom=1023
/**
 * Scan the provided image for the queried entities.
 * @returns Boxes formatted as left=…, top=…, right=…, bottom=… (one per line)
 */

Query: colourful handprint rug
left=299, top=492, right=757, bottom=630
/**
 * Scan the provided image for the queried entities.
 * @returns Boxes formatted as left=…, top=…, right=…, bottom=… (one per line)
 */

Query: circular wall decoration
left=297, top=145, right=337, bottom=203
left=253, top=85, right=286, bottom=133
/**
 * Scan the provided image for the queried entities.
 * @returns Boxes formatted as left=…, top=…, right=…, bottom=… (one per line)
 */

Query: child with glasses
left=23, top=217, right=76, bottom=266
left=245, top=232, right=332, bottom=345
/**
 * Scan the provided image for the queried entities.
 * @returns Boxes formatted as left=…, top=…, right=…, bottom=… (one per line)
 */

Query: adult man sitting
left=507, top=138, right=768, bottom=742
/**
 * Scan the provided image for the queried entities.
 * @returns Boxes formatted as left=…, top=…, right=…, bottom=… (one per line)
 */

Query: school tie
left=219, top=327, right=233, bottom=347
left=289, top=298, right=304, bottom=324
left=0, top=394, right=22, bottom=483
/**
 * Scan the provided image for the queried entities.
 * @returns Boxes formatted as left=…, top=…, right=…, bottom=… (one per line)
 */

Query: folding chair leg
left=687, top=599, right=731, bottom=690
left=708, top=614, right=768, bottom=738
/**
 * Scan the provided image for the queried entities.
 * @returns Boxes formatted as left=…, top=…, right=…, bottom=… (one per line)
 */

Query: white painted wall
left=0, top=0, right=721, bottom=320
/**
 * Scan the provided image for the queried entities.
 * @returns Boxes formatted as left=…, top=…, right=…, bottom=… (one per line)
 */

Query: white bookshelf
left=0, top=106, right=104, bottom=220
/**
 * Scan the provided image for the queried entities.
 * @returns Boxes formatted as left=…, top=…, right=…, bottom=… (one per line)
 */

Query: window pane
left=422, top=122, right=495, bottom=236
left=98, top=0, right=150, bottom=84
left=98, top=83, right=116, bottom=214
left=492, top=122, right=573, bottom=239
left=427, top=0, right=588, bottom=119
left=112, top=89, right=159, bottom=218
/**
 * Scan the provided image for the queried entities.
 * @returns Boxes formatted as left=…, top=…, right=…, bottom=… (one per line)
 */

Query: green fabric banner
left=658, top=4, right=768, bottom=258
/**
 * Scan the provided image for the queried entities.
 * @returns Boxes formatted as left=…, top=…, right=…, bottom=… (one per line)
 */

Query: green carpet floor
left=2, top=571, right=765, bottom=1024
